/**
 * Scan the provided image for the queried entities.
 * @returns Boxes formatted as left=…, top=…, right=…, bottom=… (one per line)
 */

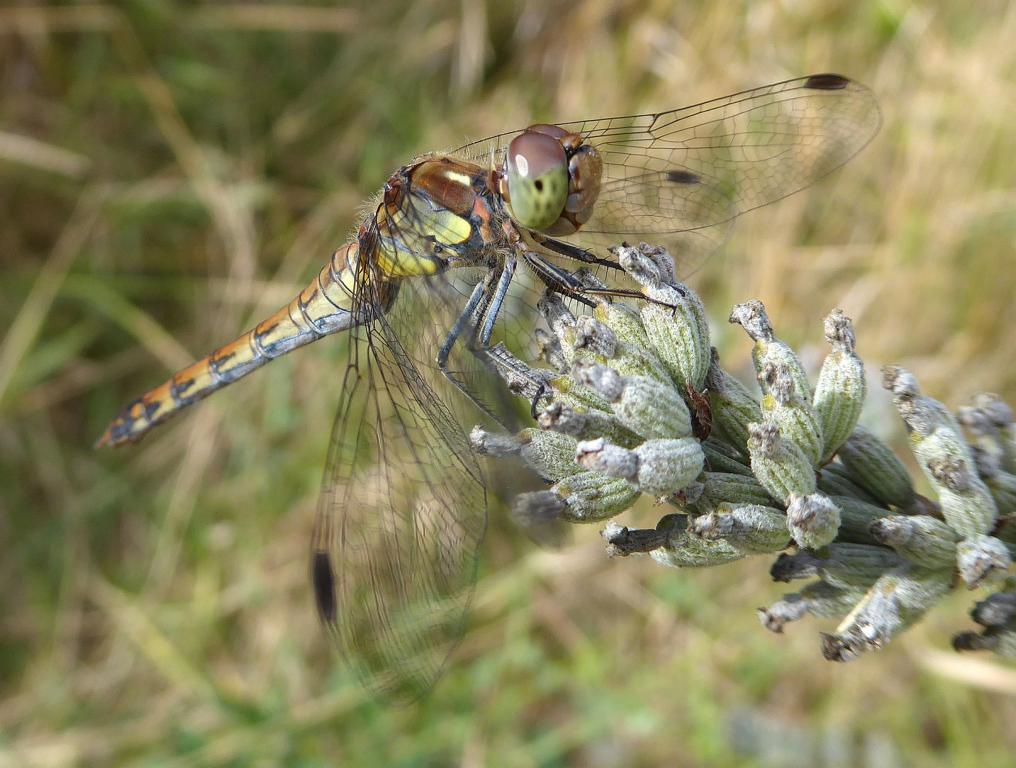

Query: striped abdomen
left=97, top=242, right=381, bottom=447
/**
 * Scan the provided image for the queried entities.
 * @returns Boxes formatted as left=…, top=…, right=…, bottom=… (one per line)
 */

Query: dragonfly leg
left=523, top=251, right=678, bottom=310
left=435, top=263, right=520, bottom=429
left=477, top=253, right=517, bottom=347
left=532, top=234, right=624, bottom=273
left=436, top=277, right=490, bottom=369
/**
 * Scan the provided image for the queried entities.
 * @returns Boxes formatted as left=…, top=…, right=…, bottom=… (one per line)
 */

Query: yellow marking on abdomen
left=97, top=242, right=370, bottom=447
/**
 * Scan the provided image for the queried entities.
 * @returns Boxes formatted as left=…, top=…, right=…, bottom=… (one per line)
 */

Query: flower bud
left=813, top=310, right=866, bottom=463
left=647, top=514, right=745, bottom=568
left=759, top=581, right=864, bottom=632
left=616, top=244, right=711, bottom=393
left=835, top=426, right=916, bottom=510
left=771, top=543, right=900, bottom=590
left=956, top=535, right=1012, bottom=589
left=822, top=567, right=954, bottom=661
left=620, top=376, right=695, bottom=439
left=704, top=350, right=762, bottom=458
left=868, top=515, right=959, bottom=568
left=760, top=361, right=825, bottom=466
left=690, top=504, right=790, bottom=554
left=971, top=586, right=1016, bottom=627
left=953, top=626, right=1016, bottom=658
left=699, top=471, right=781, bottom=511
left=747, top=423, right=816, bottom=504
left=552, top=471, right=640, bottom=523
left=786, top=493, right=842, bottom=549
left=702, top=439, right=753, bottom=476
left=828, top=495, right=893, bottom=546
left=730, top=300, right=812, bottom=401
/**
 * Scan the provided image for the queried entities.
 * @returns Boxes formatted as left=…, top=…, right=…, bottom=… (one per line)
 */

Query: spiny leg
left=523, top=251, right=678, bottom=310
left=531, top=233, right=624, bottom=273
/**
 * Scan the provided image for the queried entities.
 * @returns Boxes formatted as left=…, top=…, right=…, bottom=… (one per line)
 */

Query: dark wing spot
left=535, top=179, right=544, bottom=191
left=665, top=169, right=701, bottom=184
left=312, top=550, right=337, bottom=623
left=803, top=73, right=849, bottom=90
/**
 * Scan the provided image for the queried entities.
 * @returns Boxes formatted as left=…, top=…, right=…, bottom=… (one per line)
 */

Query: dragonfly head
left=504, top=124, right=602, bottom=235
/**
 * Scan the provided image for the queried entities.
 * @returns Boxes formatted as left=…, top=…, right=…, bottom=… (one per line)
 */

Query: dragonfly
left=98, top=73, right=881, bottom=700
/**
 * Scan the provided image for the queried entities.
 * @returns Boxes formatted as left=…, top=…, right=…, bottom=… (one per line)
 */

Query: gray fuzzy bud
left=759, top=581, right=864, bottom=633
left=956, top=535, right=1012, bottom=589
left=868, top=515, right=960, bottom=568
left=632, top=438, right=705, bottom=497
left=953, top=626, right=1016, bottom=658
left=731, top=301, right=812, bottom=402
left=823, top=567, right=954, bottom=661
left=470, top=426, right=521, bottom=457
left=649, top=514, right=745, bottom=568
left=552, top=471, right=641, bottom=523
left=786, top=493, right=842, bottom=549
left=575, top=438, right=639, bottom=480
left=971, top=587, right=1016, bottom=627
left=572, top=315, right=618, bottom=358
left=690, top=505, right=790, bottom=554
left=613, top=375, right=693, bottom=440
left=615, top=244, right=711, bottom=393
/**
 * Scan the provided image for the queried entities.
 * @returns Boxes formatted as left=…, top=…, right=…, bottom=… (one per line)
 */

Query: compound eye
left=505, top=131, right=568, bottom=231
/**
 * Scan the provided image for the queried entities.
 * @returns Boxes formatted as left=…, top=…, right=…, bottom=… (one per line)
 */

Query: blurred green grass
left=2, top=1, right=1016, bottom=765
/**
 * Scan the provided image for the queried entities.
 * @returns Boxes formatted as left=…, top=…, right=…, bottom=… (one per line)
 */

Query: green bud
left=615, top=243, right=711, bottom=392
left=633, top=438, right=705, bottom=497
left=829, top=495, right=893, bottom=545
left=836, top=426, right=917, bottom=510
left=971, top=585, right=1016, bottom=627
left=772, top=543, right=899, bottom=590
left=702, top=439, right=753, bottom=476
left=868, top=515, right=959, bottom=568
left=705, top=350, right=762, bottom=458
left=592, top=303, right=673, bottom=383
left=619, top=377, right=694, bottom=439
left=813, top=310, right=866, bottom=464
left=648, top=514, right=745, bottom=568
left=730, top=300, right=812, bottom=401
left=747, top=422, right=816, bottom=504
left=759, top=580, right=865, bottom=632
left=538, top=400, right=639, bottom=446
left=760, top=361, right=825, bottom=466
left=953, top=626, right=1016, bottom=659
left=817, top=461, right=882, bottom=505
left=699, top=471, right=781, bottom=511
left=517, top=428, right=580, bottom=481
left=690, top=504, right=790, bottom=554
left=552, top=470, right=640, bottom=523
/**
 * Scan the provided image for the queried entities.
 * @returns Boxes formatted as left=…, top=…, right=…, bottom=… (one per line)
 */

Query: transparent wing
left=311, top=254, right=488, bottom=702
left=453, top=73, right=881, bottom=273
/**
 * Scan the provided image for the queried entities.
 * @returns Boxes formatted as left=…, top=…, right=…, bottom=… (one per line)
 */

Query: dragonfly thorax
left=502, top=124, right=602, bottom=237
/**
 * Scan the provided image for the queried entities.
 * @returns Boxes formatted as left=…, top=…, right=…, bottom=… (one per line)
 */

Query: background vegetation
left=2, top=1, right=1015, bottom=765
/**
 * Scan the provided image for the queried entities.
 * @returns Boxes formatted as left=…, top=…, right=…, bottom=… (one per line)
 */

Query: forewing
left=311, top=265, right=487, bottom=702
left=453, top=73, right=881, bottom=273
